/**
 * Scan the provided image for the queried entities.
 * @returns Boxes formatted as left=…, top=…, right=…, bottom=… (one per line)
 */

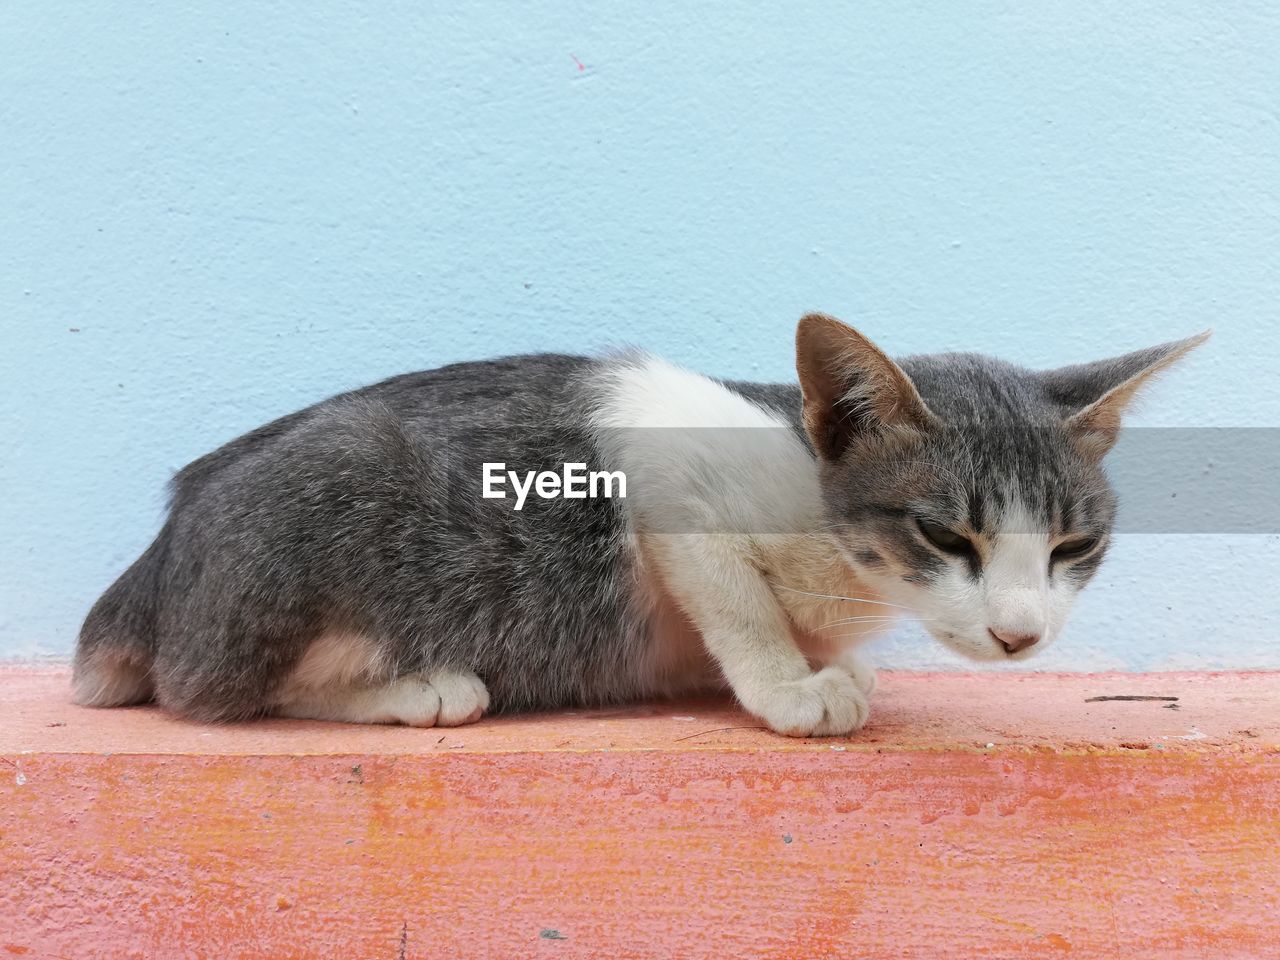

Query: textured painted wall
left=3, top=2, right=1278, bottom=666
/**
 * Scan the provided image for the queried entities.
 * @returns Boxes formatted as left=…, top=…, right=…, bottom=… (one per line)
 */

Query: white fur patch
left=593, top=355, right=893, bottom=732
left=593, top=354, right=824, bottom=537
left=983, top=500, right=1054, bottom=641
left=71, top=650, right=154, bottom=707
left=280, top=631, right=388, bottom=694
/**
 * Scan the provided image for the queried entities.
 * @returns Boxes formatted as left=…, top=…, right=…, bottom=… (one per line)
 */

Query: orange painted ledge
left=2, top=668, right=1278, bottom=960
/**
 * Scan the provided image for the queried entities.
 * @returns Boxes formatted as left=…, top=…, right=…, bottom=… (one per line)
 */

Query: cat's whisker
left=818, top=616, right=937, bottom=631
left=826, top=625, right=901, bottom=641
left=818, top=621, right=902, bottom=632
left=820, top=615, right=904, bottom=622
left=774, top=584, right=914, bottom=610
left=816, top=617, right=901, bottom=628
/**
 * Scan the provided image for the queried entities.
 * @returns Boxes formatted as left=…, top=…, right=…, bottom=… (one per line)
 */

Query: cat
left=72, top=314, right=1207, bottom=736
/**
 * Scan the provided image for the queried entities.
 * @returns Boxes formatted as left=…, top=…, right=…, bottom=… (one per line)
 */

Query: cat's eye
left=1052, top=536, right=1099, bottom=561
left=916, top=518, right=974, bottom=555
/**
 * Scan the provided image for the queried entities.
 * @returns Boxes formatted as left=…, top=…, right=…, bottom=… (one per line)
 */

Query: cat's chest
left=756, top=535, right=898, bottom=660
left=637, top=532, right=897, bottom=693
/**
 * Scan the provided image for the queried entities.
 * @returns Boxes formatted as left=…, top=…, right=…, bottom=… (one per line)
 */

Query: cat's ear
left=1040, top=331, right=1211, bottom=459
left=795, top=313, right=937, bottom=461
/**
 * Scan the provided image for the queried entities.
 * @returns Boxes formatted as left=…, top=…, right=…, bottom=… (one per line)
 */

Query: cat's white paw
left=274, top=670, right=489, bottom=727
left=379, top=675, right=443, bottom=727
left=429, top=669, right=490, bottom=726
left=837, top=651, right=877, bottom=697
left=750, top=666, right=870, bottom=737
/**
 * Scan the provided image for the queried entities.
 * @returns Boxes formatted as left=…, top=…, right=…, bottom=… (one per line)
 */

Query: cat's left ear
left=1040, top=331, right=1211, bottom=459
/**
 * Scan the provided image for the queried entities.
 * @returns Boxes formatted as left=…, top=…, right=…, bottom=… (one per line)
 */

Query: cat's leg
left=275, top=669, right=490, bottom=727
left=833, top=647, right=877, bottom=697
left=276, top=674, right=441, bottom=725
left=651, top=535, right=870, bottom=737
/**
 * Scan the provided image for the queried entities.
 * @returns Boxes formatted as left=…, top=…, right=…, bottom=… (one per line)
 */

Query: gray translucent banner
left=444, top=427, right=1279, bottom=534
left=1106, top=428, right=1277, bottom=533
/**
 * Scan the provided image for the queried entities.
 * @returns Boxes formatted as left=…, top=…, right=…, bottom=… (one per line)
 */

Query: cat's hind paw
left=384, top=669, right=490, bottom=727
left=274, top=669, right=490, bottom=727
left=429, top=669, right=490, bottom=726
left=369, top=675, right=443, bottom=726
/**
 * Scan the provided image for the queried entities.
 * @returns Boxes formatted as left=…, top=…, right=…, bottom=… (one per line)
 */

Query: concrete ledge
left=2, top=669, right=1278, bottom=958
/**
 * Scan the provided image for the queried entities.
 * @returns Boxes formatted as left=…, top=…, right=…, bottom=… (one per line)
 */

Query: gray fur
left=76, top=354, right=647, bottom=720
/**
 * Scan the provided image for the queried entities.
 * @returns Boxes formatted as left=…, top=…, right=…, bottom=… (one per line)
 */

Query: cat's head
left=796, top=313, right=1208, bottom=662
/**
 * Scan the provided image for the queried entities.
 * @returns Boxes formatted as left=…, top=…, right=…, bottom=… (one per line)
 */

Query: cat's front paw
left=836, top=650, right=877, bottom=697
left=750, top=667, right=870, bottom=737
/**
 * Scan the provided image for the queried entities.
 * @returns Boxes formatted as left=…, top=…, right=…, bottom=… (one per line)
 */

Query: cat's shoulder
left=592, top=352, right=804, bottom=434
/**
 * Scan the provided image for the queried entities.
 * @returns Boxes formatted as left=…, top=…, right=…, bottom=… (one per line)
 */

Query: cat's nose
left=989, top=628, right=1040, bottom=654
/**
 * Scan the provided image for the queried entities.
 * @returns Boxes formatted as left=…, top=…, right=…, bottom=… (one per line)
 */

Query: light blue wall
left=3, top=2, right=1278, bottom=668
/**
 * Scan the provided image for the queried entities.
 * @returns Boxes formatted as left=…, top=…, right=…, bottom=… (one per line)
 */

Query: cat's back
left=172, top=353, right=598, bottom=498
left=360, top=352, right=593, bottom=419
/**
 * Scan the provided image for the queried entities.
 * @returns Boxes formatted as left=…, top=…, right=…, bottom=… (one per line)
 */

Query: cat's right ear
left=1039, top=331, right=1211, bottom=459
left=795, top=313, right=937, bottom=461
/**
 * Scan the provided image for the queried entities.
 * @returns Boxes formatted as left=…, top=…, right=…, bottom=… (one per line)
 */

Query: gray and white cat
left=73, top=314, right=1207, bottom=736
